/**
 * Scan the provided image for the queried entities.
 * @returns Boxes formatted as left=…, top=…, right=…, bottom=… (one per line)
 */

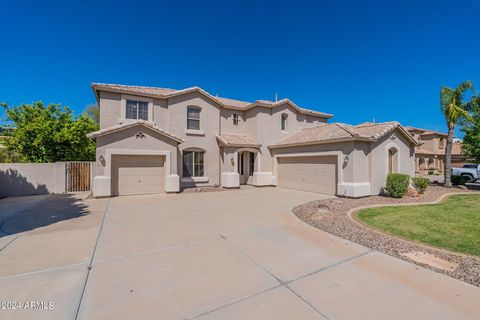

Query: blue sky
left=1, top=0, right=479, bottom=136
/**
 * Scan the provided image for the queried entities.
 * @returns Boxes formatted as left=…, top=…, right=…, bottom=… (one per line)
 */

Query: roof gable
left=86, top=120, right=184, bottom=143
left=269, top=122, right=420, bottom=148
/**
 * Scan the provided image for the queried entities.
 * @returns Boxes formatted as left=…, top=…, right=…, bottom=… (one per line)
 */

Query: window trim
left=120, top=94, right=153, bottom=123
left=182, top=149, right=205, bottom=178
left=281, top=113, right=288, bottom=131
left=126, top=99, right=149, bottom=120
left=187, top=106, right=201, bottom=130
left=388, top=147, right=398, bottom=174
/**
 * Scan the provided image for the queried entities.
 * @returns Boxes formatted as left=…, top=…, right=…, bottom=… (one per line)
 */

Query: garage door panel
left=278, top=156, right=337, bottom=195
left=113, top=155, right=165, bottom=196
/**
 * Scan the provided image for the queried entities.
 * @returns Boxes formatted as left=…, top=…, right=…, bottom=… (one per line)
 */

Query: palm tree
left=440, top=81, right=475, bottom=187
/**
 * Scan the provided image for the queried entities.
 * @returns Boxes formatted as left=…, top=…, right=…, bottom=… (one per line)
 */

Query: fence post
left=54, top=162, right=67, bottom=193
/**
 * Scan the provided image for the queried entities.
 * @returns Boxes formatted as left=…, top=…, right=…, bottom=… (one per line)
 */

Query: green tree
left=84, top=103, right=99, bottom=124
left=461, top=94, right=480, bottom=162
left=1, top=102, right=99, bottom=162
left=440, top=81, right=476, bottom=187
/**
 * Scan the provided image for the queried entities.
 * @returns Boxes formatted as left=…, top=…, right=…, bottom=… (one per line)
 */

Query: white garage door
left=112, top=155, right=165, bottom=196
left=278, top=156, right=337, bottom=195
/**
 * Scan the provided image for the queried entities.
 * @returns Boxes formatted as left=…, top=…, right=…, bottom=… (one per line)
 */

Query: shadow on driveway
left=0, top=194, right=91, bottom=237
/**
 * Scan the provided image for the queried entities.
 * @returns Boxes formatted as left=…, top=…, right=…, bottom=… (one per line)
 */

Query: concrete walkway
left=0, top=188, right=479, bottom=319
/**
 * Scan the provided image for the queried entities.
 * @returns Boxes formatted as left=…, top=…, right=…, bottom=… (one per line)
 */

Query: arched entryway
left=235, top=148, right=259, bottom=185
left=388, top=147, right=398, bottom=173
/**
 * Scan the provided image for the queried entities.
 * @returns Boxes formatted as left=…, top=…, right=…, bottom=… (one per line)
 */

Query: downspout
left=218, top=106, right=222, bottom=187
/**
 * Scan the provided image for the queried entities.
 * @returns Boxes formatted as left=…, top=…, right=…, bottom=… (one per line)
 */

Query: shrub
left=385, top=173, right=410, bottom=198
left=411, top=177, right=430, bottom=194
left=451, top=175, right=468, bottom=185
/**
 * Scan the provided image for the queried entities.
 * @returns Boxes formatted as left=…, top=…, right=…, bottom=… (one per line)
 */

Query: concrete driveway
left=0, top=187, right=479, bottom=319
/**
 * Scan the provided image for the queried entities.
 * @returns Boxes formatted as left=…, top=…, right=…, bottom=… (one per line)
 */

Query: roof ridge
left=92, top=82, right=180, bottom=92
left=334, top=123, right=358, bottom=137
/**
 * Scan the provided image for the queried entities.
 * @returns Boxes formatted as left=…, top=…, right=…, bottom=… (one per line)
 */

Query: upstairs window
left=281, top=113, right=288, bottom=131
left=233, top=113, right=239, bottom=126
left=187, top=106, right=201, bottom=130
left=439, top=138, right=445, bottom=149
left=126, top=100, right=148, bottom=120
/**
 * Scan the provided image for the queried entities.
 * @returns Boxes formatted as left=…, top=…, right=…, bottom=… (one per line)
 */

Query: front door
left=238, top=152, right=255, bottom=185
left=238, top=152, right=248, bottom=185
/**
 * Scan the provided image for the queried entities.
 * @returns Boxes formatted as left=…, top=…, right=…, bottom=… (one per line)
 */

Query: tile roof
left=91, top=83, right=333, bottom=118
left=214, top=96, right=251, bottom=108
left=414, top=147, right=440, bottom=155
left=86, top=120, right=184, bottom=143
left=92, top=83, right=178, bottom=96
left=405, top=126, right=447, bottom=137
left=269, top=122, right=419, bottom=148
left=216, top=134, right=260, bottom=147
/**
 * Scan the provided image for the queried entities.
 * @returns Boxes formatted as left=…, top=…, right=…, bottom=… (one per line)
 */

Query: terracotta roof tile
left=270, top=121, right=417, bottom=147
left=216, top=134, right=260, bottom=147
left=92, top=83, right=178, bottom=96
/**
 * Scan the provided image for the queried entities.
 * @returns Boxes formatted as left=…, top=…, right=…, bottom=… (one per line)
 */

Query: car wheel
left=461, top=174, right=474, bottom=183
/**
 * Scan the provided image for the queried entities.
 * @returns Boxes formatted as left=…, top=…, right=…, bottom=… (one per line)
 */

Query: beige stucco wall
left=166, top=92, right=222, bottom=186
left=99, top=91, right=122, bottom=129
left=94, top=126, right=178, bottom=178
left=243, top=104, right=328, bottom=173
left=95, top=89, right=329, bottom=189
left=370, top=129, right=415, bottom=194
left=0, top=163, right=66, bottom=197
left=221, top=108, right=247, bottom=134
left=271, top=130, right=415, bottom=196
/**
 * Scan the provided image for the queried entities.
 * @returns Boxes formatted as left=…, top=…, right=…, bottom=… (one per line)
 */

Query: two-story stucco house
left=87, top=83, right=419, bottom=198
left=405, top=126, right=447, bottom=175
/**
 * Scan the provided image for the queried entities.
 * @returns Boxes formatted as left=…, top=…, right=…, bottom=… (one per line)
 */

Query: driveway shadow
left=0, top=194, right=90, bottom=237
left=0, top=169, right=49, bottom=198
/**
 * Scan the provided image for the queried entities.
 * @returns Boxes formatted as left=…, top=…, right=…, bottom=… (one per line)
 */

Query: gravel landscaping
left=293, top=185, right=480, bottom=287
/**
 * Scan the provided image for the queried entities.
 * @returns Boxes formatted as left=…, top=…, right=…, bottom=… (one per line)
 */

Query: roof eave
left=86, top=122, right=185, bottom=144
left=268, top=137, right=363, bottom=149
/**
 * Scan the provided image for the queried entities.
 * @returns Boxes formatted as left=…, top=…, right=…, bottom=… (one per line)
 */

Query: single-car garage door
left=112, top=155, right=165, bottom=196
left=278, top=156, right=337, bottom=195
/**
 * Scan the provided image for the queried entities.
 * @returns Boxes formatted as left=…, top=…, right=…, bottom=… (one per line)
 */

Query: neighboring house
left=87, top=83, right=419, bottom=198
left=405, top=126, right=448, bottom=175
left=451, top=140, right=473, bottom=167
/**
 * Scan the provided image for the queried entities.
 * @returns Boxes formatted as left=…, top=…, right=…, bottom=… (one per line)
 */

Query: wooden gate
left=66, top=162, right=93, bottom=192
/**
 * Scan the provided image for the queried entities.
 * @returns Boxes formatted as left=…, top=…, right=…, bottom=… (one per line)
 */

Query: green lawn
left=357, top=194, right=480, bottom=256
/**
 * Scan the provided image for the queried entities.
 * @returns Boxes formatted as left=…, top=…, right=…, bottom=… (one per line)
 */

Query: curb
left=347, top=191, right=480, bottom=259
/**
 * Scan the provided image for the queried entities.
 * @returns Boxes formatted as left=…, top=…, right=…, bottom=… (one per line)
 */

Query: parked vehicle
left=452, top=164, right=480, bottom=182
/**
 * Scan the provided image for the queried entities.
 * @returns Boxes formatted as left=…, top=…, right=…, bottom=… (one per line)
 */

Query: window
left=183, top=151, right=204, bottom=177
left=249, top=153, right=255, bottom=176
left=281, top=113, right=288, bottom=131
left=233, top=113, right=239, bottom=126
left=187, top=107, right=201, bottom=130
left=388, top=148, right=398, bottom=173
left=439, top=138, right=445, bottom=149
left=126, top=100, right=148, bottom=120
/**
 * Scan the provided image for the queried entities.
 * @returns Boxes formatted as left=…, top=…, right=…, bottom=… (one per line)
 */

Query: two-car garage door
left=278, top=156, right=337, bottom=195
left=112, top=155, right=165, bottom=196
